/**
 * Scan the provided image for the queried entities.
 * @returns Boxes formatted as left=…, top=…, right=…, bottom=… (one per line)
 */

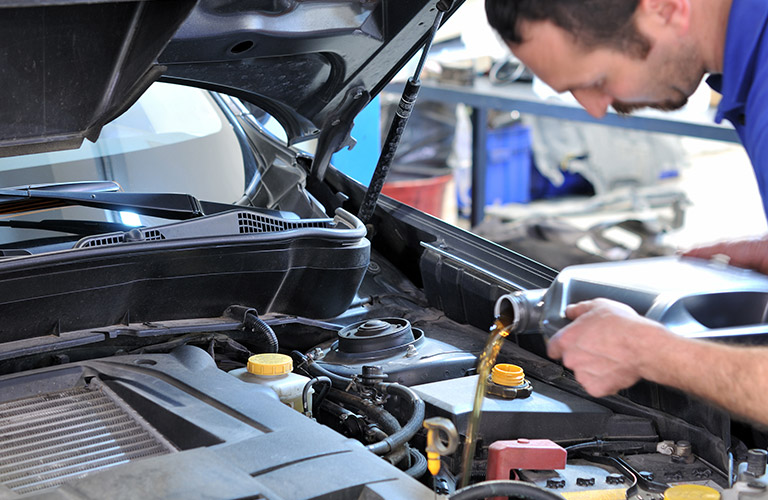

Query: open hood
left=1, top=0, right=462, bottom=160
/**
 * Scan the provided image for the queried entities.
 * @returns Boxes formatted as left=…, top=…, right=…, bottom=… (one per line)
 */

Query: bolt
left=675, top=441, right=692, bottom=457
left=405, top=344, right=418, bottom=358
left=606, top=474, right=626, bottom=485
left=309, top=347, right=324, bottom=360
left=576, top=477, right=595, bottom=487
left=546, top=479, right=566, bottom=489
left=434, top=478, right=450, bottom=495
left=747, top=449, right=768, bottom=477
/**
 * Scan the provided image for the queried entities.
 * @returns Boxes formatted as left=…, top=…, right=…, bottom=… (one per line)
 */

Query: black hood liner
left=0, top=1, right=197, bottom=158
left=158, top=0, right=463, bottom=146
left=1, top=0, right=463, bottom=158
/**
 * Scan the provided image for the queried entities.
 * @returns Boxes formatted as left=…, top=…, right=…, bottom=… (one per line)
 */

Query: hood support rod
left=356, top=1, right=452, bottom=226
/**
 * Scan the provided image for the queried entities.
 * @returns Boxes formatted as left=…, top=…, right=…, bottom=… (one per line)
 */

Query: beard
left=611, top=94, right=689, bottom=115
left=610, top=38, right=702, bottom=116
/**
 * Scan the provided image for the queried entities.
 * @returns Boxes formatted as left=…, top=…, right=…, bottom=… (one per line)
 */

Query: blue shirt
left=708, top=0, right=768, bottom=217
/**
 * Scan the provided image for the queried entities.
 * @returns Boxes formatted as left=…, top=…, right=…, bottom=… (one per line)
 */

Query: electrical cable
left=449, top=480, right=567, bottom=500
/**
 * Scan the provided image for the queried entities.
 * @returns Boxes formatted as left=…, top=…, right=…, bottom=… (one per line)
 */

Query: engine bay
left=1, top=232, right=767, bottom=499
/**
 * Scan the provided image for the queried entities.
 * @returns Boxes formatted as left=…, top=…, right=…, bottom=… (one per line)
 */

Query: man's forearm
left=641, top=336, right=768, bottom=425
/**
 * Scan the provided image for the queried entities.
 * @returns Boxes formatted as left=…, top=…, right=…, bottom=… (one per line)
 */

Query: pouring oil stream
left=459, top=318, right=512, bottom=488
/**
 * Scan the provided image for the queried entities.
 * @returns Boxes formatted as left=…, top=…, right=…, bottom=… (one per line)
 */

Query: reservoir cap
left=247, top=353, right=293, bottom=376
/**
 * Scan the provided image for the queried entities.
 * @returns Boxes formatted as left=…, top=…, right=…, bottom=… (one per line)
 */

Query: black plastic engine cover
left=0, top=346, right=433, bottom=499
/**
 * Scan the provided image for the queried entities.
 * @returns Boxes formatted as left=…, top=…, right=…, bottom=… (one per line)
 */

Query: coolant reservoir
left=229, top=353, right=311, bottom=412
left=494, top=256, right=768, bottom=338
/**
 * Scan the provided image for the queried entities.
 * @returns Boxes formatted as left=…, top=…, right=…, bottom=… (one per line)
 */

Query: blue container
left=485, top=124, right=532, bottom=205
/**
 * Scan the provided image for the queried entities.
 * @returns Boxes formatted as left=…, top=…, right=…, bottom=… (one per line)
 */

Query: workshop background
left=332, top=0, right=766, bottom=270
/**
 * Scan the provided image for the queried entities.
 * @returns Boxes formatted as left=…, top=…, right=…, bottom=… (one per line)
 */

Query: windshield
left=0, top=83, right=246, bottom=246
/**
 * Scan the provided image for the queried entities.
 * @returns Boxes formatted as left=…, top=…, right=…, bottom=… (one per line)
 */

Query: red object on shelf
left=381, top=173, right=453, bottom=218
left=486, top=438, right=567, bottom=484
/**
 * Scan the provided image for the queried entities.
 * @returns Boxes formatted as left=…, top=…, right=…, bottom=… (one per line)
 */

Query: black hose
left=226, top=305, right=278, bottom=353
left=366, top=382, right=425, bottom=456
left=303, top=376, right=331, bottom=418
left=404, top=447, right=429, bottom=479
left=384, top=445, right=410, bottom=467
left=297, top=352, right=424, bottom=456
left=328, top=388, right=401, bottom=435
left=449, top=480, right=567, bottom=500
left=298, top=353, right=354, bottom=388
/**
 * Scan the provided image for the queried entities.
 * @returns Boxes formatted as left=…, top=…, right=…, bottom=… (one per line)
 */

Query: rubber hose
left=366, top=382, right=425, bottom=456
left=328, top=388, right=401, bottom=435
left=323, top=389, right=409, bottom=465
left=303, top=376, right=331, bottom=417
left=227, top=306, right=278, bottom=353
left=404, top=447, right=429, bottom=479
left=244, top=313, right=278, bottom=353
left=384, top=445, right=410, bottom=467
left=303, top=356, right=355, bottom=388
left=449, top=480, right=567, bottom=500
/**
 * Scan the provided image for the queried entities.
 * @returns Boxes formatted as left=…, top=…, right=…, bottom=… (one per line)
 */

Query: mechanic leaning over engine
left=484, top=0, right=768, bottom=426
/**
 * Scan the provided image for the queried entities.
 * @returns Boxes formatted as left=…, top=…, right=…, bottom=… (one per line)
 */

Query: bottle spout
left=494, top=289, right=547, bottom=335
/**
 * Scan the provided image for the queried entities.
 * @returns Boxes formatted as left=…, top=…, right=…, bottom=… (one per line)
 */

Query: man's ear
left=637, top=0, right=690, bottom=34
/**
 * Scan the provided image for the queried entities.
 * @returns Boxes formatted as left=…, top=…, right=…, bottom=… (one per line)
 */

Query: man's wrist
left=633, top=324, right=683, bottom=385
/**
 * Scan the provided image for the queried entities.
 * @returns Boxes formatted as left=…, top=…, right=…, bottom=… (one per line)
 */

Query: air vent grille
left=237, top=211, right=331, bottom=234
left=75, top=210, right=336, bottom=248
left=142, top=229, right=164, bottom=241
left=0, top=383, right=175, bottom=494
left=79, top=234, right=125, bottom=248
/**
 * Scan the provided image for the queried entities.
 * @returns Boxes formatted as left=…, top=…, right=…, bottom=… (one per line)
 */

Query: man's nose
left=571, top=88, right=612, bottom=118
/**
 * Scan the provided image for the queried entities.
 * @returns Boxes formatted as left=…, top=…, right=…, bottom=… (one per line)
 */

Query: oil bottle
left=493, top=256, right=768, bottom=338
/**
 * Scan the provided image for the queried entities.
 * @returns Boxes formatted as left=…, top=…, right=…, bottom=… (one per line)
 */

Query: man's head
left=486, top=0, right=651, bottom=58
left=485, top=0, right=705, bottom=117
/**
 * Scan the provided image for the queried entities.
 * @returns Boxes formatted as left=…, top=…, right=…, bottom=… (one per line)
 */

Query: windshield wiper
left=0, top=181, right=292, bottom=221
left=0, top=189, right=206, bottom=220
left=0, top=219, right=134, bottom=235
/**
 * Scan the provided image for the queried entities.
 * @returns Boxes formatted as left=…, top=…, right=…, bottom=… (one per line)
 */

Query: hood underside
left=1, top=0, right=462, bottom=158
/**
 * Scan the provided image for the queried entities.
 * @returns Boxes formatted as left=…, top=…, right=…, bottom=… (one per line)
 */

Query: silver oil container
left=494, top=256, right=768, bottom=339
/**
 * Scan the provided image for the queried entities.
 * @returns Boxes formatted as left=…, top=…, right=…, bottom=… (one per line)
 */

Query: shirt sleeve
left=742, top=49, right=768, bottom=219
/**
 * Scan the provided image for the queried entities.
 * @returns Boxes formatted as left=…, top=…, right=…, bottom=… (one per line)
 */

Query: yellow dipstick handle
left=427, top=451, right=441, bottom=475
left=423, top=417, right=459, bottom=477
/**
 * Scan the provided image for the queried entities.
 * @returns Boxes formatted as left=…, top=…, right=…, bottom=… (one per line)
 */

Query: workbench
left=385, top=77, right=739, bottom=226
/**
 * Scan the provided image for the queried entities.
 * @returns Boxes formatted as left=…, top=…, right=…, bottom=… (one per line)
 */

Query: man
left=485, top=0, right=768, bottom=425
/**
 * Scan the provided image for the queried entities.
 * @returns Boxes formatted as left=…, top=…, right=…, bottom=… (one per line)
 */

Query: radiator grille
left=0, top=383, right=176, bottom=494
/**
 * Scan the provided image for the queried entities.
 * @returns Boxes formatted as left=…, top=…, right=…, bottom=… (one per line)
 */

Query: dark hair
left=485, top=0, right=651, bottom=58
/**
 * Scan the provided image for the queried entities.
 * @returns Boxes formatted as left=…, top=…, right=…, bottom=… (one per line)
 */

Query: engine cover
left=0, top=346, right=433, bottom=499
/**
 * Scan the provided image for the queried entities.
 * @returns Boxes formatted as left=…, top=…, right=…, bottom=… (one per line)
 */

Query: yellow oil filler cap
left=247, top=353, right=293, bottom=376
left=491, top=363, right=526, bottom=386
left=664, top=485, right=721, bottom=500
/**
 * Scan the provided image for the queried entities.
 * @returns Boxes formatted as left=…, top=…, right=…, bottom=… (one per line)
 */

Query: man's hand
left=546, top=298, right=673, bottom=397
left=683, top=235, right=768, bottom=275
